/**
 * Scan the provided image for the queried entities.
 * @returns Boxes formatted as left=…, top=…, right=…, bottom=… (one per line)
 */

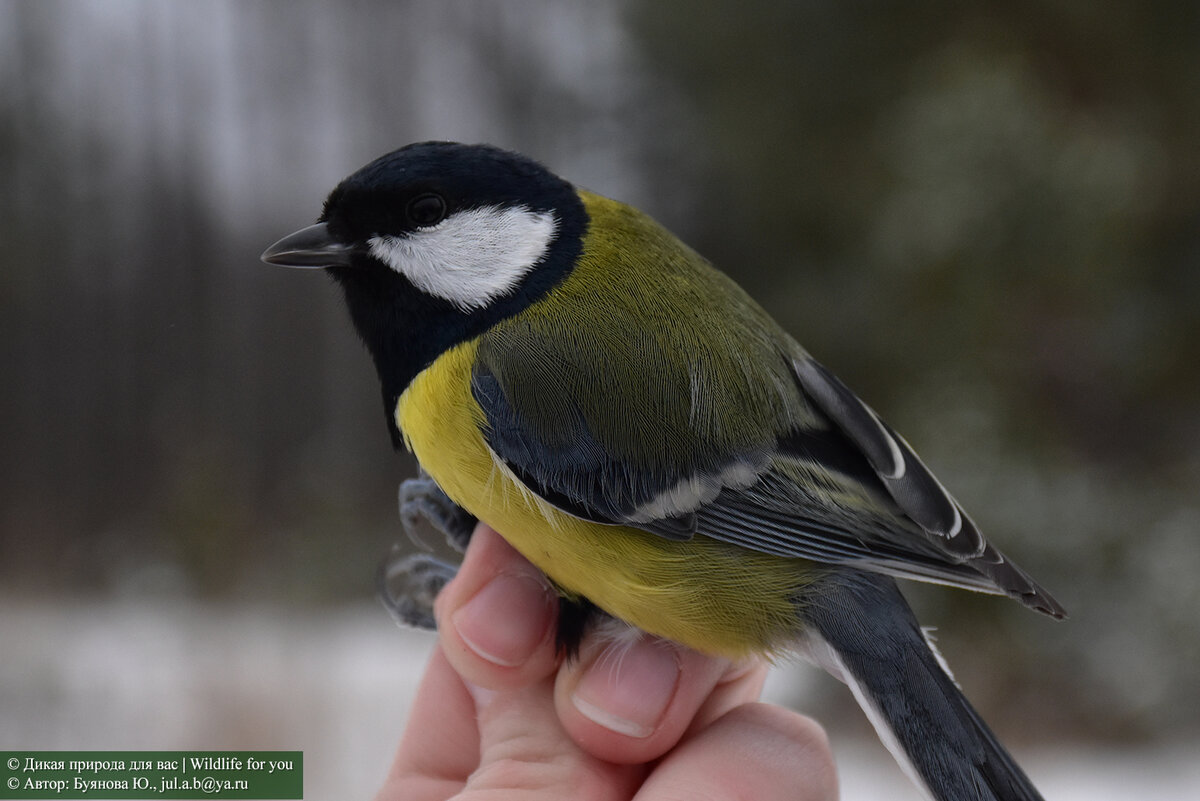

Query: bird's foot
left=378, top=475, right=477, bottom=630
left=399, top=474, right=477, bottom=552
left=376, top=549, right=458, bottom=630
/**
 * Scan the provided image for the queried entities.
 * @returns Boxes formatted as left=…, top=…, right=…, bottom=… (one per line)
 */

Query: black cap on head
left=320, top=142, right=580, bottom=246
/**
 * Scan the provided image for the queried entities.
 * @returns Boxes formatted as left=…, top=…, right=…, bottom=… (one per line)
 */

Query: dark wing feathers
left=792, top=357, right=983, bottom=557
left=471, top=333, right=1065, bottom=618
left=790, top=357, right=1066, bottom=617
left=473, top=362, right=698, bottom=539
left=696, top=474, right=1042, bottom=600
left=694, top=458, right=1007, bottom=594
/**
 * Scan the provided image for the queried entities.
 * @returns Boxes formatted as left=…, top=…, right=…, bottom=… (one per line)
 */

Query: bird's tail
left=800, top=571, right=1046, bottom=801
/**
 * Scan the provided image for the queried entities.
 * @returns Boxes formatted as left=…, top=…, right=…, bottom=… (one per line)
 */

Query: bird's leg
left=377, top=473, right=478, bottom=630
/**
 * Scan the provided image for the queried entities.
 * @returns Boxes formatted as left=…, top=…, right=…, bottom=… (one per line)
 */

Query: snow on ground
left=1, top=600, right=1195, bottom=800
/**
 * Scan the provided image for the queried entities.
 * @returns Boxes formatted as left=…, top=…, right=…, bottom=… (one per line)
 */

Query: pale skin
left=375, top=523, right=839, bottom=801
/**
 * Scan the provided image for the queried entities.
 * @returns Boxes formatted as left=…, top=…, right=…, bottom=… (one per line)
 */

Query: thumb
left=463, top=678, right=643, bottom=801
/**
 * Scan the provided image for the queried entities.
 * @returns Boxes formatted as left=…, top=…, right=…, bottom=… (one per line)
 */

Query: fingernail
left=451, top=572, right=554, bottom=667
left=571, top=637, right=681, bottom=738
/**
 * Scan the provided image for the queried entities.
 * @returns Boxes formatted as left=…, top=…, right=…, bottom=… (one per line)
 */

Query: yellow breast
left=394, top=338, right=813, bottom=658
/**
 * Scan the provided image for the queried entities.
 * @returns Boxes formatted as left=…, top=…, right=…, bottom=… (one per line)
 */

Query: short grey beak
left=261, top=222, right=356, bottom=268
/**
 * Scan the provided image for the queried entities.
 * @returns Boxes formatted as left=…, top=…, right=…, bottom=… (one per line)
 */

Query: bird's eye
left=407, top=193, right=447, bottom=227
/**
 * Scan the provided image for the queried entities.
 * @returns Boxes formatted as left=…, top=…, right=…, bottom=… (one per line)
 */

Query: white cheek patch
left=368, top=205, right=558, bottom=311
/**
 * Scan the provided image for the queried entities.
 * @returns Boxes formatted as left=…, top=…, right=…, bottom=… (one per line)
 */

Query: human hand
left=375, top=523, right=838, bottom=801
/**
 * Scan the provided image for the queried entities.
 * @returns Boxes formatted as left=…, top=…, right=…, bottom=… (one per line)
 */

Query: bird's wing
left=470, top=265, right=1063, bottom=617
left=470, top=262, right=815, bottom=541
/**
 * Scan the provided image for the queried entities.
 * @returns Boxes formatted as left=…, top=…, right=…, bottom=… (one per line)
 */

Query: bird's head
left=262, top=142, right=587, bottom=414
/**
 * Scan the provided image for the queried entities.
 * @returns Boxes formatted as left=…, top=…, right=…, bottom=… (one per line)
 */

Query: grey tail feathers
left=801, top=571, right=1046, bottom=801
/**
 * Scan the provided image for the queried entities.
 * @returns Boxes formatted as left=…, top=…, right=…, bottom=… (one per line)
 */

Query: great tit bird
left=263, top=141, right=1065, bottom=801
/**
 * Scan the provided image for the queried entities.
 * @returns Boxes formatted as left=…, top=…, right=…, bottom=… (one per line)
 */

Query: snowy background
left=3, top=601, right=1196, bottom=799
